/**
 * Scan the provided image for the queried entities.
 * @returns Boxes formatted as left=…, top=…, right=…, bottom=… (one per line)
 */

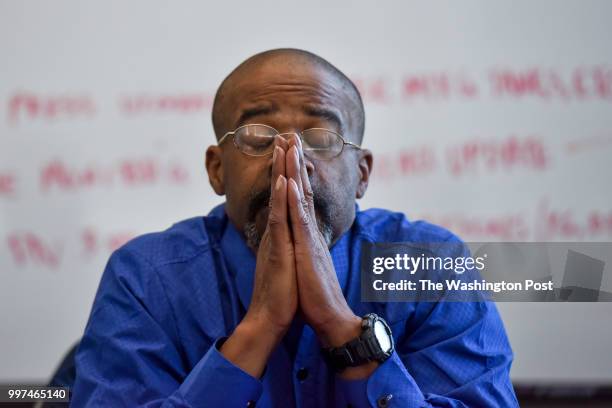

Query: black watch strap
left=323, top=314, right=393, bottom=372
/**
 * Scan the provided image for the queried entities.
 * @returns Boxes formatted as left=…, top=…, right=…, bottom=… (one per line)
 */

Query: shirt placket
left=292, top=324, right=329, bottom=408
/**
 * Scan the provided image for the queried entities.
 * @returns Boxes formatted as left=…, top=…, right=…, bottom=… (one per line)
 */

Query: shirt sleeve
left=71, top=246, right=263, bottom=407
left=336, top=300, right=519, bottom=408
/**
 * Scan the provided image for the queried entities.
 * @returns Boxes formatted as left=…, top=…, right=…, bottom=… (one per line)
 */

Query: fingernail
left=275, top=175, right=284, bottom=191
left=273, top=146, right=279, bottom=161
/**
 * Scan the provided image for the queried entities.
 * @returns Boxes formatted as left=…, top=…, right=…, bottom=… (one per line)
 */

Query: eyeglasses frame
left=217, top=123, right=361, bottom=159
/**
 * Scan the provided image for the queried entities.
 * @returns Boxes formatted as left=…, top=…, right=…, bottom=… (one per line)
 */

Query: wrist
left=317, top=314, right=380, bottom=380
left=316, top=313, right=362, bottom=348
left=239, top=312, right=287, bottom=348
left=219, top=314, right=286, bottom=378
left=322, top=313, right=394, bottom=380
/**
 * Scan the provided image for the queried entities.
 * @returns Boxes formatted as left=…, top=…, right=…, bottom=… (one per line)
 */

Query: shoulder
left=355, top=207, right=461, bottom=244
left=114, top=212, right=224, bottom=268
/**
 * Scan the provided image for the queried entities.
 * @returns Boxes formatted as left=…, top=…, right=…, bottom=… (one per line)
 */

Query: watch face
left=374, top=320, right=392, bottom=353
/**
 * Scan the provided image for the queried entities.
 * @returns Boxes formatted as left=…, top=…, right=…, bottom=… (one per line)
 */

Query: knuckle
left=268, top=211, right=283, bottom=227
left=305, top=196, right=315, bottom=209
left=303, top=185, right=314, bottom=200
left=267, top=246, right=291, bottom=267
left=299, top=210, right=310, bottom=226
left=267, top=251, right=282, bottom=266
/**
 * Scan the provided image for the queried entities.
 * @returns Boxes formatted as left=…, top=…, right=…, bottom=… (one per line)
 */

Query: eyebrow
left=303, top=105, right=344, bottom=133
left=236, top=105, right=278, bottom=127
left=235, top=103, right=345, bottom=133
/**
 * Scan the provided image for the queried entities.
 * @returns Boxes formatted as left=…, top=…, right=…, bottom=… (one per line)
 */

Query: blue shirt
left=72, top=204, right=518, bottom=407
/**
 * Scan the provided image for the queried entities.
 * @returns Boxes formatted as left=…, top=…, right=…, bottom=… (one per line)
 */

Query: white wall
left=1, top=0, right=611, bottom=383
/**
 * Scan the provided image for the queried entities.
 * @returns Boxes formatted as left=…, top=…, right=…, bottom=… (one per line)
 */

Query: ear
left=355, top=148, right=373, bottom=199
left=205, top=145, right=225, bottom=195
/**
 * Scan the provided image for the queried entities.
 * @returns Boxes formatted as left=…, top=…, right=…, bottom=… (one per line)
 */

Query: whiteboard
left=1, top=0, right=611, bottom=383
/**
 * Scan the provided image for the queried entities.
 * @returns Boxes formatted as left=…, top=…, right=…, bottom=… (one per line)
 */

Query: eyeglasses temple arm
left=218, top=131, right=233, bottom=145
left=344, top=141, right=362, bottom=150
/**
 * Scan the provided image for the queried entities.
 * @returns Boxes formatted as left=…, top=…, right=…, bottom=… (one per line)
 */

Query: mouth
left=244, top=181, right=335, bottom=248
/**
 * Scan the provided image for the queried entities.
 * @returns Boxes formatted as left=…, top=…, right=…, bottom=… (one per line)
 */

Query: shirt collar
left=220, top=216, right=256, bottom=310
left=218, top=204, right=354, bottom=311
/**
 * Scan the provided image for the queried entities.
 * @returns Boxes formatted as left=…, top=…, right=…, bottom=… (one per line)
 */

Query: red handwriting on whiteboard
left=489, top=66, right=612, bottom=100
left=39, top=158, right=190, bottom=192
left=402, top=72, right=478, bottom=101
left=7, top=92, right=96, bottom=124
left=119, top=160, right=157, bottom=185
left=371, top=136, right=549, bottom=180
left=373, top=146, right=436, bottom=179
left=0, top=173, right=15, bottom=195
left=81, top=227, right=135, bottom=256
left=7, top=233, right=62, bottom=268
left=420, top=212, right=530, bottom=240
left=5, top=228, right=137, bottom=269
left=119, top=93, right=214, bottom=115
left=357, top=66, right=611, bottom=104
left=352, top=77, right=391, bottom=104
left=446, top=136, right=548, bottom=176
left=117, top=158, right=190, bottom=186
left=419, top=205, right=612, bottom=241
left=535, top=200, right=612, bottom=240
left=40, top=161, right=113, bottom=191
left=586, top=211, right=612, bottom=237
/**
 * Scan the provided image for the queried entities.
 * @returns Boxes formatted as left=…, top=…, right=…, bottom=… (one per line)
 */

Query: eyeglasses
left=218, top=124, right=361, bottom=160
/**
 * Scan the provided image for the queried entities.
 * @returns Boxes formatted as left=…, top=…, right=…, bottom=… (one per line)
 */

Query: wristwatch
left=323, top=313, right=394, bottom=372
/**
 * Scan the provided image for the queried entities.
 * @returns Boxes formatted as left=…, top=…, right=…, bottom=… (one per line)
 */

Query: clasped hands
left=221, top=135, right=376, bottom=379
left=248, top=135, right=360, bottom=346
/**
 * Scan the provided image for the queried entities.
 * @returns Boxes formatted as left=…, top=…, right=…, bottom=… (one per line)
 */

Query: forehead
left=222, top=59, right=356, bottom=132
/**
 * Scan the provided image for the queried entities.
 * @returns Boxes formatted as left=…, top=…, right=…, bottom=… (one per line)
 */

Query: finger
left=268, top=145, right=288, bottom=241
left=287, top=137, right=316, bottom=225
left=271, top=145, right=286, bottom=182
left=287, top=144, right=317, bottom=229
left=268, top=174, right=290, bottom=244
left=288, top=136, right=319, bottom=236
left=293, top=136, right=317, bottom=222
left=287, top=132, right=299, bottom=150
left=275, top=134, right=289, bottom=152
left=286, top=144, right=303, bottom=195
left=287, top=177, right=311, bottom=245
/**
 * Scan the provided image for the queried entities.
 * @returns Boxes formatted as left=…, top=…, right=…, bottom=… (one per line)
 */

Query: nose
left=275, top=132, right=315, bottom=177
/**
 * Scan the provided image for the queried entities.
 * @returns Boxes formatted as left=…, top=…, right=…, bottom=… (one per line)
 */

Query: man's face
left=207, top=57, right=371, bottom=248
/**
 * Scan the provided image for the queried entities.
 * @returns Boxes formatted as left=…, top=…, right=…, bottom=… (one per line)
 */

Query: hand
left=243, top=144, right=298, bottom=335
left=285, top=136, right=362, bottom=348
left=286, top=136, right=379, bottom=380
left=221, top=144, right=298, bottom=377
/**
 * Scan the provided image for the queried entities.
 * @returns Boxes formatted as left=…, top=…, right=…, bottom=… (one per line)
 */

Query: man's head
left=206, top=48, right=372, bottom=248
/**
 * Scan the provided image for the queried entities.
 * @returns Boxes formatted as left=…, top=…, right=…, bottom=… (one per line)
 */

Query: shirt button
left=296, top=367, right=309, bottom=381
left=377, top=394, right=393, bottom=407
left=246, top=401, right=256, bottom=407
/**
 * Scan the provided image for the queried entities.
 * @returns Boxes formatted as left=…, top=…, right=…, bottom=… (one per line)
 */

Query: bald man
left=72, top=49, right=518, bottom=407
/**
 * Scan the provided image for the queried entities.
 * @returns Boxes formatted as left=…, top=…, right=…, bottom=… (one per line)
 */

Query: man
left=72, top=49, right=518, bottom=407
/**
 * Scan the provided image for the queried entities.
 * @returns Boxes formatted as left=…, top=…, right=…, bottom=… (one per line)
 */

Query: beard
left=243, top=180, right=336, bottom=250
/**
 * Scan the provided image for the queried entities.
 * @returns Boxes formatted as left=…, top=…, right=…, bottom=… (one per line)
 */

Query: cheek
left=224, top=156, right=269, bottom=203
left=313, top=159, right=357, bottom=198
